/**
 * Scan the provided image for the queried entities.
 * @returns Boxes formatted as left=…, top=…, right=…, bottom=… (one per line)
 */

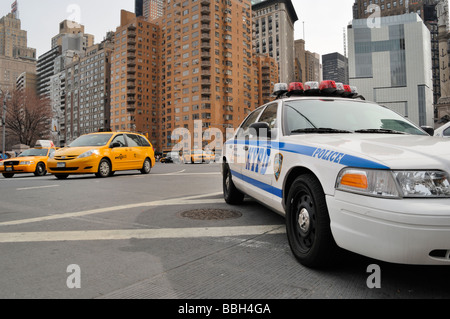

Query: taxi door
left=109, top=134, right=129, bottom=170
left=125, top=133, right=145, bottom=169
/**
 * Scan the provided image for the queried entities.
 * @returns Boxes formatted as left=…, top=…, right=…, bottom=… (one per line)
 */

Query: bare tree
left=3, top=89, right=52, bottom=147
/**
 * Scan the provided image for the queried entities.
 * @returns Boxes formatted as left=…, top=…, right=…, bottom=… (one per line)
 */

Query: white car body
left=223, top=96, right=450, bottom=267
left=434, top=122, right=450, bottom=138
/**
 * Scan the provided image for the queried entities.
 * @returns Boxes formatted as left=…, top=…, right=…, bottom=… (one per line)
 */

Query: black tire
left=223, top=163, right=245, bottom=205
left=34, top=162, right=47, bottom=177
left=140, top=158, right=152, bottom=174
left=55, top=174, right=69, bottom=180
left=286, top=174, right=339, bottom=268
left=2, top=173, right=14, bottom=178
left=96, top=159, right=111, bottom=178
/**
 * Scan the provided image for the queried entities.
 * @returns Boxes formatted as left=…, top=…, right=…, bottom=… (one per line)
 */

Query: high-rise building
left=348, top=13, right=434, bottom=127
left=0, top=11, right=36, bottom=91
left=322, top=52, right=349, bottom=84
left=155, top=0, right=257, bottom=152
left=143, top=0, right=164, bottom=21
left=254, top=54, right=279, bottom=106
left=252, top=0, right=298, bottom=83
left=63, top=35, right=114, bottom=145
left=110, top=10, right=160, bottom=150
left=436, top=0, right=450, bottom=124
left=135, top=0, right=144, bottom=17
left=294, top=39, right=321, bottom=83
left=51, top=20, right=94, bottom=51
left=352, top=0, right=441, bottom=105
left=0, top=12, right=36, bottom=61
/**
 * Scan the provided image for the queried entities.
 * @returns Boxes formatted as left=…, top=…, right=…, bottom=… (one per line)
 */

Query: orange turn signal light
left=340, top=173, right=368, bottom=189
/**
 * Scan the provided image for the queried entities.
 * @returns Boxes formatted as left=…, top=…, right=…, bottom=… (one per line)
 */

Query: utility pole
left=2, top=93, right=6, bottom=158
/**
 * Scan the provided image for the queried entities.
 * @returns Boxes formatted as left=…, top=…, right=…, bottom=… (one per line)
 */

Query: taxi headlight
left=20, top=161, right=34, bottom=165
left=337, top=169, right=450, bottom=198
left=78, top=150, right=100, bottom=159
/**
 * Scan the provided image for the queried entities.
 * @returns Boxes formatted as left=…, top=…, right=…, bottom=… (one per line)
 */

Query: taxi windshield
left=18, top=149, right=49, bottom=157
left=284, top=99, right=427, bottom=136
left=69, top=134, right=113, bottom=147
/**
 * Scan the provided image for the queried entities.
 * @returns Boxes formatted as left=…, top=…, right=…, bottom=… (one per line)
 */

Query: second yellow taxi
left=47, top=132, right=155, bottom=179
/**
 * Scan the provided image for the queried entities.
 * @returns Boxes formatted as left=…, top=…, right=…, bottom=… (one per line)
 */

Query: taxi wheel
left=96, top=159, right=111, bottom=178
left=223, top=163, right=245, bottom=205
left=2, top=173, right=14, bottom=178
left=34, top=162, right=47, bottom=177
left=140, top=158, right=152, bottom=174
left=286, top=174, right=338, bottom=268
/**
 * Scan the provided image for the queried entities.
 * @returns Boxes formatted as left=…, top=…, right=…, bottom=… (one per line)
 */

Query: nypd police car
left=222, top=81, right=450, bottom=268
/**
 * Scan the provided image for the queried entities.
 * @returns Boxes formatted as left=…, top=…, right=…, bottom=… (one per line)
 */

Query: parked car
left=434, top=122, right=450, bottom=138
left=0, top=140, right=56, bottom=178
left=223, top=81, right=450, bottom=268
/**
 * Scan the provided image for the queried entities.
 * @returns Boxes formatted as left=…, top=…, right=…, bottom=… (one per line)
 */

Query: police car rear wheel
left=223, top=164, right=245, bottom=205
left=286, top=174, right=338, bottom=268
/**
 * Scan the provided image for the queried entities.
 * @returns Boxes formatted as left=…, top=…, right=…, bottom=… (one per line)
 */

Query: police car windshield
left=285, top=100, right=427, bottom=136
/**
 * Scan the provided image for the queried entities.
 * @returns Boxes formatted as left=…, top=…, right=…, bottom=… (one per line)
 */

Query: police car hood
left=283, top=134, right=450, bottom=170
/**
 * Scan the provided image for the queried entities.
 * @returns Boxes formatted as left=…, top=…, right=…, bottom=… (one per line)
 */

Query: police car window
left=284, top=100, right=426, bottom=135
left=111, top=134, right=126, bottom=147
left=444, top=127, right=450, bottom=137
left=236, top=108, right=264, bottom=139
left=258, top=103, right=278, bottom=130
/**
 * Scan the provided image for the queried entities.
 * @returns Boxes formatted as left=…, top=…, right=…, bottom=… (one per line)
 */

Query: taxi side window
left=236, top=108, right=264, bottom=139
left=126, top=134, right=142, bottom=147
left=111, top=134, right=126, bottom=147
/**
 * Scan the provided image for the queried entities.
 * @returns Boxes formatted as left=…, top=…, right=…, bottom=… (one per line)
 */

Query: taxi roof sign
left=35, top=140, right=55, bottom=148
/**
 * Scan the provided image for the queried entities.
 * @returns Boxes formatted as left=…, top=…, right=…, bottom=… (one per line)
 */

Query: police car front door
left=240, top=103, right=279, bottom=200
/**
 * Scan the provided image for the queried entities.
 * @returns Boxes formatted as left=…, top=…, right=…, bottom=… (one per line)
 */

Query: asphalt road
left=0, top=162, right=449, bottom=301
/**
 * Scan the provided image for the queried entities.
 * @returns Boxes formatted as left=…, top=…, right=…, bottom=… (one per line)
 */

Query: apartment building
left=51, top=20, right=94, bottom=51
left=254, top=54, right=278, bottom=107
left=63, top=36, right=114, bottom=145
left=156, top=0, right=256, bottom=151
left=294, top=39, right=321, bottom=83
left=110, top=10, right=161, bottom=150
left=252, top=0, right=298, bottom=83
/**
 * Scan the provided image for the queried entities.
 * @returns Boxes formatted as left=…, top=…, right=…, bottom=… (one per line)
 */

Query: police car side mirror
left=421, top=126, right=434, bottom=136
left=249, top=122, right=272, bottom=139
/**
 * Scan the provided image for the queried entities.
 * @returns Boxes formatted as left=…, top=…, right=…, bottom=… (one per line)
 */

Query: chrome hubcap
left=298, top=208, right=310, bottom=233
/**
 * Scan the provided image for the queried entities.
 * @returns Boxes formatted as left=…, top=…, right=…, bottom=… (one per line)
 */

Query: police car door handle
left=244, top=146, right=249, bottom=151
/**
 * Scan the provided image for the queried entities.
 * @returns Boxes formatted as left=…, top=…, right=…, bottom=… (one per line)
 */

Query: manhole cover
left=179, top=209, right=242, bottom=221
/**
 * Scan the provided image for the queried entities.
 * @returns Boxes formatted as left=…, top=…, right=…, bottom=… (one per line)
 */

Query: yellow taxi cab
left=47, top=132, right=155, bottom=179
left=0, top=140, right=57, bottom=178
left=184, top=149, right=214, bottom=164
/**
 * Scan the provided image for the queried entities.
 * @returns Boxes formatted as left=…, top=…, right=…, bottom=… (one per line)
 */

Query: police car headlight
left=337, top=169, right=450, bottom=198
left=78, top=150, right=100, bottom=159
left=393, top=171, right=450, bottom=198
left=20, top=161, right=34, bottom=165
left=336, top=169, right=400, bottom=198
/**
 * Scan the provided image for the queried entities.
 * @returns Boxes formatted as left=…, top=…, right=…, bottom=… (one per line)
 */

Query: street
left=0, top=162, right=449, bottom=300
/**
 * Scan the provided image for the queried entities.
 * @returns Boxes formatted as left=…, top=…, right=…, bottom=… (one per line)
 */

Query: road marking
left=0, top=225, right=285, bottom=243
left=0, top=192, right=223, bottom=227
left=16, top=185, right=60, bottom=191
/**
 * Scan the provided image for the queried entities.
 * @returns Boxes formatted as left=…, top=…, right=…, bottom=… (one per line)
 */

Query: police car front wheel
left=286, top=174, right=339, bottom=268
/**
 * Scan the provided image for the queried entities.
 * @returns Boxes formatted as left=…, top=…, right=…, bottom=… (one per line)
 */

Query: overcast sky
left=0, top=0, right=355, bottom=60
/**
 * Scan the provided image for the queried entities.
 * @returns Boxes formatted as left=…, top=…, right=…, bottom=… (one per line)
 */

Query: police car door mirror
left=421, top=126, right=434, bottom=136
left=249, top=122, right=272, bottom=139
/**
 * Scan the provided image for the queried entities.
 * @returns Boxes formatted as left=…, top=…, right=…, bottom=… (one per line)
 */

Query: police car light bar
left=272, top=80, right=363, bottom=100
